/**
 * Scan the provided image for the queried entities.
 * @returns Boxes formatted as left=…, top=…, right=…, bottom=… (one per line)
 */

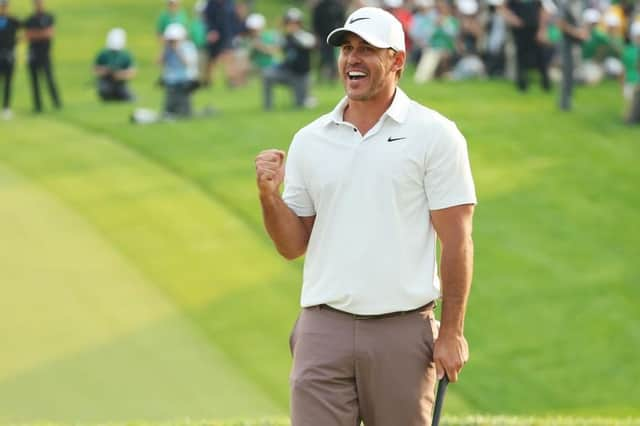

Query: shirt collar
left=324, top=87, right=410, bottom=127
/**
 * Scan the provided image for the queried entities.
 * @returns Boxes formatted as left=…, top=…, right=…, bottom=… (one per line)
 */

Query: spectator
left=409, top=0, right=437, bottom=65
left=502, top=0, right=551, bottom=92
left=244, top=13, right=281, bottom=74
left=312, top=0, right=346, bottom=82
left=203, top=0, right=235, bottom=86
left=156, top=0, right=189, bottom=39
left=414, top=0, right=459, bottom=83
left=622, top=21, right=640, bottom=123
left=554, top=0, right=585, bottom=110
left=262, top=8, right=316, bottom=110
left=451, top=0, right=485, bottom=80
left=576, top=8, right=607, bottom=85
left=482, top=0, right=508, bottom=78
left=190, top=0, right=209, bottom=83
left=25, top=0, right=61, bottom=113
left=601, top=12, right=625, bottom=78
left=226, top=0, right=251, bottom=88
left=161, top=22, right=198, bottom=118
left=94, top=28, right=136, bottom=102
left=0, top=0, right=20, bottom=120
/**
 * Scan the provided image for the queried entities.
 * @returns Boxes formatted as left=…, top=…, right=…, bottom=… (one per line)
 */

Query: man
left=94, top=28, right=136, bottom=102
left=244, top=13, right=280, bottom=74
left=502, top=0, right=551, bottom=92
left=24, top=0, right=61, bottom=112
left=312, top=0, right=346, bottom=82
left=262, top=8, right=315, bottom=110
left=203, top=0, right=235, bottom=86
left=255, top=6, right=476, bottom=425
left=161, top=22, right=198, bottom=118
left=0, top=0, right=19, bottom=120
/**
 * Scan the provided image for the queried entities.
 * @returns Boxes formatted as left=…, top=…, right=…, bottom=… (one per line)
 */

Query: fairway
left=1, top=0, right=640, bottom=423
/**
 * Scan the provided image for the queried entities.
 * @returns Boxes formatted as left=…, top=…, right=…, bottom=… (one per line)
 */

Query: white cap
left=631, top=21, right=640, bottom=38
left=582, top=8, right=601, bottom=24
left=327, top=7, right=406, bottom=52
left=284, top=7, right=304, bottom=23
left=106, top=28, right=126, bottom=50
left=457, top=0, right=478, bottom=15
left=246, top=13, right=266, bottom=30
left=164, top=22, right=187, bottom=40
left=383, top=0, right=403, bottom=8
left=487, top=0, right=504, bottom=6
left=604, top=12, right=620, bottom=27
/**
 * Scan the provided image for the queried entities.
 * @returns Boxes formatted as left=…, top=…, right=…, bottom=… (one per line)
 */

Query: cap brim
left=326, top=28, right=391, bottom=49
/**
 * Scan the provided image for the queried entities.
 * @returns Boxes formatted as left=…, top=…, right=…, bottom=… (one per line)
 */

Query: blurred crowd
left=1, top=0, right=639, bottom=123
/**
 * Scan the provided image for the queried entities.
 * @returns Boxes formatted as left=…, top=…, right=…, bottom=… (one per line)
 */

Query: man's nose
left=345, top=50, right=362, bottom=64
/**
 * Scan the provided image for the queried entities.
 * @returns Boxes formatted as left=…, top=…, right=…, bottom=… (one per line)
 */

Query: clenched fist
left=255, top=149, right=286, bottom=197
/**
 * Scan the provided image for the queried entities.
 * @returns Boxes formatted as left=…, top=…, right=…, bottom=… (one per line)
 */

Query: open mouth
left=347, top=71, right=367, bottom=81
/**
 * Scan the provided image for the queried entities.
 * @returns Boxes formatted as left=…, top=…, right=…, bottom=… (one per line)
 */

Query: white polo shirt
left=282, top=88, right=477, bottom=315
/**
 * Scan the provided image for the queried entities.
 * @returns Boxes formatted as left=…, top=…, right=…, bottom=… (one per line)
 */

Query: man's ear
left=392, top=50, right=406, bottom=73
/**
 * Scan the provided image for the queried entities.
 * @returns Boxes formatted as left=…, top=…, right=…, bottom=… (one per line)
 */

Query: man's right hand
left=255, top=149, right=285, bottom=197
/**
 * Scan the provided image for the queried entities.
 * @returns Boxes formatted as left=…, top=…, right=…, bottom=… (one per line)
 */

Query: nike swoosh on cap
left=349, top=17, right=371, bottom=24
left=387, top=137, right=407, bottom=142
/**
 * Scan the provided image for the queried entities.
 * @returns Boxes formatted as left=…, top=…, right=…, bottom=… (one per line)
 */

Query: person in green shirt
left=94, top=28, right=136, bottom=101
left=572, top=8, right=608, bottom=85
left=414, top=0, right=459, bottom=82
left=623, top=21, right=640, bottom=124
left=244, top=13, right=281, bottom=73
left=156, top=0, right=189, bottom=39
left=189, top=0, right=208, bottom=83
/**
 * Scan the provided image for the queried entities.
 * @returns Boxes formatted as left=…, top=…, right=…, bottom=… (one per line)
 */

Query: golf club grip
left=431, top=376, right=449, bottom=426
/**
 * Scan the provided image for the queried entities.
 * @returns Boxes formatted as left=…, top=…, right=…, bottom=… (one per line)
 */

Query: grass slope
left=0, top=0, right=639, bottom=422
left=0, top=121, right=283, bottom=421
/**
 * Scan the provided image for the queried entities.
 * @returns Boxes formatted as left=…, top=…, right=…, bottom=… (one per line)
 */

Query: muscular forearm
left=439, top=236, right=473, bottom=337
left=260, top=193, right=312, bottom=260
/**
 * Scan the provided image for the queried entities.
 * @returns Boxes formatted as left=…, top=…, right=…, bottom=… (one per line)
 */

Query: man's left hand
left=433, top=332, right=469, bottom=383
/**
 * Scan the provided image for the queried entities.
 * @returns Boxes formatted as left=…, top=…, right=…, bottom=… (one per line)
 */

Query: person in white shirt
left=255, top=7, right=476, bottom=425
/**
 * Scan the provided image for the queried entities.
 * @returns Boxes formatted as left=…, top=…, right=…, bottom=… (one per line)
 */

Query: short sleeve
left=122, top=51, right=134, bottom=68
left=424, top=120, right=477, bottom=210
left=95, top=50, right=107, bottom=66
left=156, top=14, right=167, bottom=35
left=282, top=136, right=316, bottom=217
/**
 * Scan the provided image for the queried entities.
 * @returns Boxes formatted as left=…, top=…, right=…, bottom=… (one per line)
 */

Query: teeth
left=348, top=71, right=367, bottom=77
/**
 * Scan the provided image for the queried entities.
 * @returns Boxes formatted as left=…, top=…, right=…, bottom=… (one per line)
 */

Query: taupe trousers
left=289, top=304, right=438, bottom=426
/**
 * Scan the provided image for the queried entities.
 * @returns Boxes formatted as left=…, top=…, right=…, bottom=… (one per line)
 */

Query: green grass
left=1, top=0, right=639, bottom=423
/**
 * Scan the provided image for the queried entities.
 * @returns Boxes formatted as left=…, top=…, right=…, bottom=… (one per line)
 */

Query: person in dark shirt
left=502, top=0, right=551, bottom=92
left=312, top=0, right=346, bottom=82
left=0, top=0, right=20, bottom=119
left=203, top=0, right=237, bottom=86
left=24, top=0, right=61, bottom=112
left=262, top=8, right=316, bottom=110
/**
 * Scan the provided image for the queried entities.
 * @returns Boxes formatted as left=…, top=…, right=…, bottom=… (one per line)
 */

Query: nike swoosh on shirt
left=349, top=17, right=371, bottom=24
left=387, top=137, right=407, bottom=142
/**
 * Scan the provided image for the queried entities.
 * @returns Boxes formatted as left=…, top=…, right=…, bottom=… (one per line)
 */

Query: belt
left=316, top=302, right=434, bottom=320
